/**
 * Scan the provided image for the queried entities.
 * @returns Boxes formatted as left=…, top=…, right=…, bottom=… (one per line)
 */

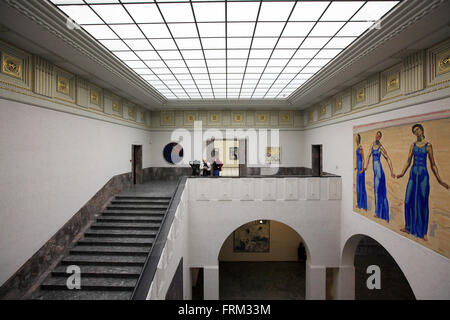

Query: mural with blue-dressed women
left=354, top=111, right=450, bottom=258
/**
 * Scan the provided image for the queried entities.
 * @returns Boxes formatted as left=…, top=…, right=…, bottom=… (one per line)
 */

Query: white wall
left=187, top=178, right=342, bottom=268
left=302, top=94, right=450, bottom=299
left=0, top=98, right=152, bottom=286
left=148, top=129, right=303, bottom=168
left=148, top=177, right=342, bottom=300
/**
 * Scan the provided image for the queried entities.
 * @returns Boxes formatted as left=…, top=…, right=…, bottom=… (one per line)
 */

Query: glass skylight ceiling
left=49, top=0, right=400, bottom=100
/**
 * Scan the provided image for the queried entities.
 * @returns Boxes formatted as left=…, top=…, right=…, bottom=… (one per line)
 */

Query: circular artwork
left=163, top=142, right=184, bottom=165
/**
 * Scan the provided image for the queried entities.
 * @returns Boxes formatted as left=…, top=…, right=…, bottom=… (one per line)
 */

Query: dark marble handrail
left=132, top=176, right=187, bottom=300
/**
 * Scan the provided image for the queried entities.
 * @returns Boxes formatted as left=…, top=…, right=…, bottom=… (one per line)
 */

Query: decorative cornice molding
left=2, top=0, right=167, bottom=106
left=288, top=0, right=447, bottom=106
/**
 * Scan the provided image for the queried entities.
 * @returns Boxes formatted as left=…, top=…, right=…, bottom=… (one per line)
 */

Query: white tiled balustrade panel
left=327, top=178, right=342, bottom=200
left=306, top=178, right=321, bottom=200
left=284, top=178, right=299, bottom=201
left=298, top=178, right=307, bottom=200
left=218, top=179, right=232, bottom=201
left=238, top=178, right=255, bottom=201
left=262, top=178, right=277, bottom=201
left=196, top=179, right=210, bottom=201
left=276, top=178, right=285, bottom=200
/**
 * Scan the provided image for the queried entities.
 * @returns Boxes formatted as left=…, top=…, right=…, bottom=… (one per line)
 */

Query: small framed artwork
left=233, top=220, right=270, bottom=253
left=265, top=147, right=280, bottom=164
left=163, top=142, right=184, bottom=165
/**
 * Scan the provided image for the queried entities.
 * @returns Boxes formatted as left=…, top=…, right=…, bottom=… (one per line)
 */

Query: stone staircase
left=31, top=195, right=172, bottom=300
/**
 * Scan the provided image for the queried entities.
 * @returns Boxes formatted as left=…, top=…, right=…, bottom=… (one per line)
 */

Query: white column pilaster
left=203, top=265, right=219, bottom=300
left=335, top=265, right=355, bottom=300
left=305, top=261, right=326, bottom=300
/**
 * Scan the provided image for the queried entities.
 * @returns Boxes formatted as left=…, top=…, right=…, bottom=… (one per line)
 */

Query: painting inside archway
left=353, top=110, right=450, bottom=258
left=233, top=220, right=270, bottom=253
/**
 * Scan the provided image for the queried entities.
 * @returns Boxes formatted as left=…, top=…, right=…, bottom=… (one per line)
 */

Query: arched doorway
left=341, top=234, right=415, bottom=300
left=218, top=219, right=309, bottom=300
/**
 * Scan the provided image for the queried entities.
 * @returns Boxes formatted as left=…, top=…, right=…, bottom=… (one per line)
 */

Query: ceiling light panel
left=50, top=0, right=400, bottom=100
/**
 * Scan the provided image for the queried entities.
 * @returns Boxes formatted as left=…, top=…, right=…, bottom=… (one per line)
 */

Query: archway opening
left=218, top=219, right=308, bottom=300
left=347, top=235, right=415, bottom=300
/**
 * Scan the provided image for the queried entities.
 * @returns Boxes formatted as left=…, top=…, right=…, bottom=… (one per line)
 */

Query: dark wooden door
left=132, top=145, right=143, bottom=184
left=312, top=145, right=322, bottom=177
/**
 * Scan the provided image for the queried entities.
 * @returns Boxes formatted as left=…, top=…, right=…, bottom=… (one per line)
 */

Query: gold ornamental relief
left=56, top=76, right=70, bottom=96
left=234, top=113, right=243, bottom=122
left=141, top=112, right=146, bottom=122
left=90, top=90, right=99, bottom=105
left=437, top=51, right=450, bottom=76
left=386, top=72, right=400, bottom=93
left=308, top=111, right=314, bottom=122
left=186, top=114, right=195, bottom=122
left=112, top=101, right=119, bottom=112
left=128, top=106, right=135, bottom=117
left=335, top=98, right=342, bottom=111
left=210, top=114, right=219, bottom=122
left=258, top=114, right=267, bottom=122
left=320, top=106, right=326, bottom=115
left=280, top=113, right=291, bottom=122
left=163, top=113, right=172, bottom=123
left=2, top=53, right=23, bottom=80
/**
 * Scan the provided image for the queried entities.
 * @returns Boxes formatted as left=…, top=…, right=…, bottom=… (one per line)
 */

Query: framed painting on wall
left=233, top=220, right=270, bottom=253
left=353, top=110, right=450, bottom=258
left=163, top=142, right=184, bottom=165
left=265, top=147, right=280, bottom=164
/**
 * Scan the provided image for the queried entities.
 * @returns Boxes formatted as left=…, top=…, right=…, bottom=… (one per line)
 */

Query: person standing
left=212, top=158, right=222, bottom=177
left=396, top=124, right=449, bottom=240
left=364, top=131, right=395, bottom=222
left=202, top=159, right=211, bottom=176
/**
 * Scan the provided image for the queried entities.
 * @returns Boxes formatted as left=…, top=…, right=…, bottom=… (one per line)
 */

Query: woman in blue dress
left=364, top=131, right=395, bottom=222
left=354, top=134, right=367, bottom=210
left=396, top=124, right=449, bottom=241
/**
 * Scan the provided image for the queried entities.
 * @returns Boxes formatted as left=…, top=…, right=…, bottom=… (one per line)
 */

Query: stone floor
left=219, top=261, right=306, bottom=300
left=218, top=258, right=415, bottom=300
left=124, top=180, right=179, bottom=197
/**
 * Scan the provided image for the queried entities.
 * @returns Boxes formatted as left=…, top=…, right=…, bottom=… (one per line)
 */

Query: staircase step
left=115, top=196, right=171, bottom=201
left=77, top=237, right=154, bottom=247
left=111, top=200, right=170, bottom=205
left=97, top=216, right=163, bottom=223
left=70, top=245, right=150, bottom=256
left=106, top=205, right=168, bottom=211
left=32, top=289, right=133, bottom=300
left=102, top=210, right=166, bottom=216
left=61, top=255, right=146, bottom=266
left=52, top=265, right=143, bottom=278
left=84, top=230, right=157, bottom=238
left=41, top=276, right=137, bottom=291
left=91, top=222, right=161, bottom=230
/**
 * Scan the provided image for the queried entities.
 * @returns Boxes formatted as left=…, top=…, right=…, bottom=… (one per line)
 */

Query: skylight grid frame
left=248, top=0, right=298, bottom=99
left=189, top=0, right=216, bottom=98
left=274, top=0, right=369, bottom=98
left=263, top=1, right=363, bottom=98
left=151, top=0, right=205, bottom=99
left=237, top=0, right=263, bottom=99
left=78, top=0, right=180, bottom=98
left=50, top=0, right=401, bottom=100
